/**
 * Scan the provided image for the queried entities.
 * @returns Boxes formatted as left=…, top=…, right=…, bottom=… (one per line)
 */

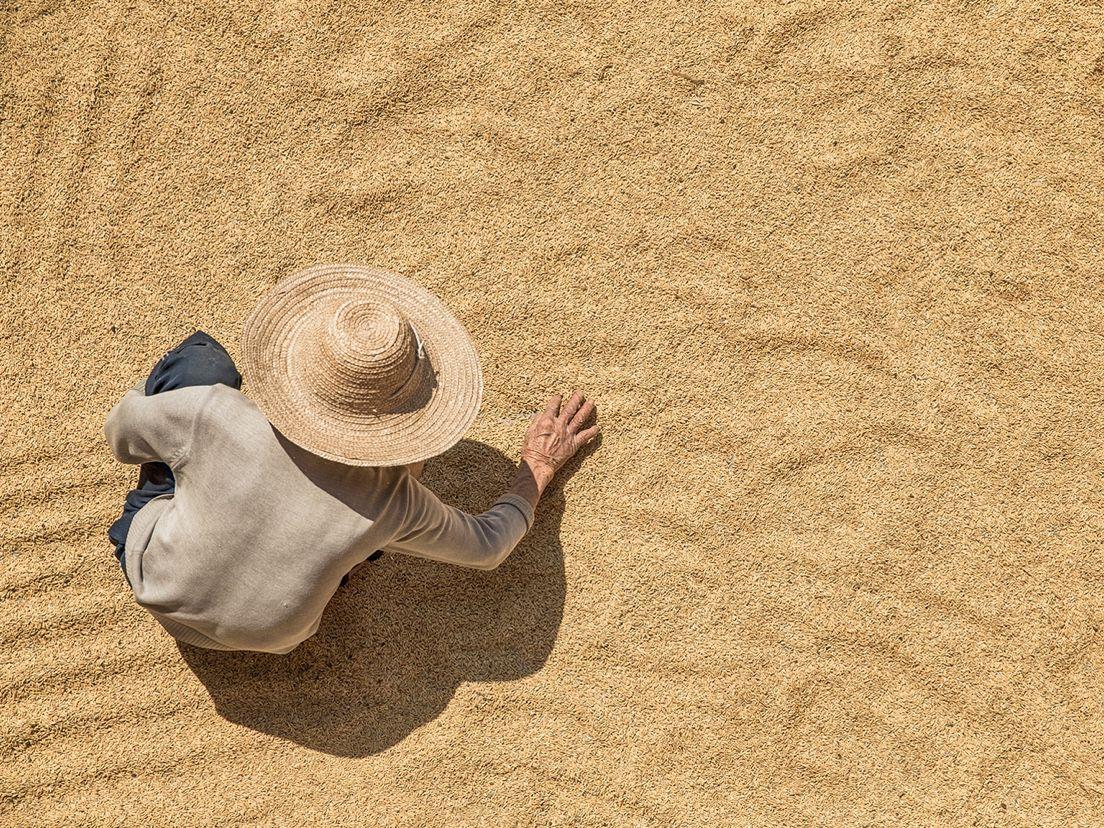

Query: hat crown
left=312, top=299, right=423, bottom=411
left=241, top=263, right=482, bottom=465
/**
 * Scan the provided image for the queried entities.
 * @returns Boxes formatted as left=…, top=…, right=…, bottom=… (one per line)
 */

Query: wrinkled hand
left=520, top=392, right=599, bottom=490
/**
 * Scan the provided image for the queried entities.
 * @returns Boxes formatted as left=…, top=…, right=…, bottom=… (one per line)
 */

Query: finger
left=570, top=400, right=596, bottom=430
left=543, top=394, right=562, bottom=417
left=560, top=391, right=585, bottom=422
left=577, top=424, right=599, bottom=445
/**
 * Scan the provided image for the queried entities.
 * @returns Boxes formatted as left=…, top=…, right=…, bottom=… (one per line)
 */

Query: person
left=104, top=264, right=599, bottom=654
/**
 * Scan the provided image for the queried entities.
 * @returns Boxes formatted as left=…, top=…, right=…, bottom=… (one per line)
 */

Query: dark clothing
left=108, top=331, right=242, bottom=567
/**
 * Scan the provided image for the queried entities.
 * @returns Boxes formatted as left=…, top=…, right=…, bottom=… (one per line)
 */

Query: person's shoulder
left=198, top=383, right=263, bottom=417
left=187, top=384, right=274, bottom=451
left=156, top=382, right=238, bottom=411
left=203, top=384, right=286, bottom=439
left=146, top=384, right=255, bottom=431
left=204, top=382, right=244, bottom=402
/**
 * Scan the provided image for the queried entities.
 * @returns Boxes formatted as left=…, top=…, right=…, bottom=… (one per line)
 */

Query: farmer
left=105, top=264, right=599, bottom=654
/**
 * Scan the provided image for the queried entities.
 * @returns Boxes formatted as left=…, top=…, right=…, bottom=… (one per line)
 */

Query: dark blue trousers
left=108, top=331, right=241, bottom=568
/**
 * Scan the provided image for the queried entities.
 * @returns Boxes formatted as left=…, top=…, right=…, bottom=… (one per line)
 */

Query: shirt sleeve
left=103, top=385, right=212, bottom=467
left=383, top=474, right=535, bottom=570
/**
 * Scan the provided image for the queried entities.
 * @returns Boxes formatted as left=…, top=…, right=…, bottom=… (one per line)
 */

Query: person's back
left=105, top=265, right=599, bottom=654
left=108, top=383, right=542, bottom=653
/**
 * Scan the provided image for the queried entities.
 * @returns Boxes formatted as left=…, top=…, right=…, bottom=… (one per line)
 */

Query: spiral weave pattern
left=241, top=264, right=482, bottom=466
left=306, top=299, right=426, bottom=412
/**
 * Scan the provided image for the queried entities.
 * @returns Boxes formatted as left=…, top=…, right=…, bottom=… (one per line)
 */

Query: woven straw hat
left=241, top=264, right=482, bottom=466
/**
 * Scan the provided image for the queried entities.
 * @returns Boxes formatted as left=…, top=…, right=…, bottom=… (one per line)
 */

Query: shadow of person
left=177, top=438, right=570, bottom=757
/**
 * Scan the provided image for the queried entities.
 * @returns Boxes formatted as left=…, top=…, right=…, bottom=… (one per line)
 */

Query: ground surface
left=3, top=1, right=1104, bottom=825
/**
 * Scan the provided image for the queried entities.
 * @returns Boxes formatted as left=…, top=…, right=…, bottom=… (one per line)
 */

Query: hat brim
left=241, top=264, right=483, bottom=466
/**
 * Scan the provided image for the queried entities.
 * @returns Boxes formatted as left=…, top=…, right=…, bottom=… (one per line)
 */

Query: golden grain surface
left=2, top=1, right=1103, bottom=825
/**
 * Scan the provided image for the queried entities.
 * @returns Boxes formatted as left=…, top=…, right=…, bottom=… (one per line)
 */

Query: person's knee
left=177, top=330, right=225, bottom=351
left=146, top=331, right=242, bottom=393
left=174, top=349, right=241, bottom=389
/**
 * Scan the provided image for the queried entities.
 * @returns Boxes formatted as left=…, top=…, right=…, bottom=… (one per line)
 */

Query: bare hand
left=520, top=392, right=599, bottom=490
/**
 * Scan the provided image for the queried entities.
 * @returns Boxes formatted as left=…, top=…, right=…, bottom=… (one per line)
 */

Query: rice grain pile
left=3, top=1, right=1103, bottom=824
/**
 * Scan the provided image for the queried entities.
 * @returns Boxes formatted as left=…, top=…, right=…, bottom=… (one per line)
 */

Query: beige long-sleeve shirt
left=104, top=384, right=533, bottom=654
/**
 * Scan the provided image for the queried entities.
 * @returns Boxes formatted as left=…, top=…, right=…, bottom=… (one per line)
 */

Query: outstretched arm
left=384, top=392, right=600, bottom=570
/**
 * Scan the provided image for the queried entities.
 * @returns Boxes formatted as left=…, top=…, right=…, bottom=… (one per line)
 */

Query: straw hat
left=241, top=264, right=482, bottom=466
